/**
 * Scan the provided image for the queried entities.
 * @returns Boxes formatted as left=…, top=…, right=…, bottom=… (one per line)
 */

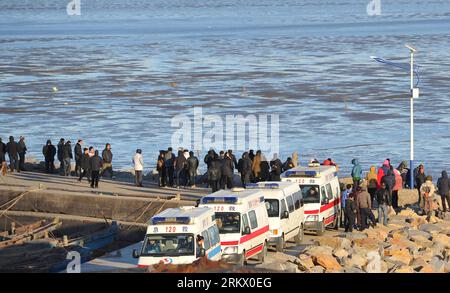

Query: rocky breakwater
left=293, top=208, right=450, bottom=273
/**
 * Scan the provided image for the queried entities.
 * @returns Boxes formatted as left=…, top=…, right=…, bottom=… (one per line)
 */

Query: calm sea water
left=1, top=0, right=450, bottom=178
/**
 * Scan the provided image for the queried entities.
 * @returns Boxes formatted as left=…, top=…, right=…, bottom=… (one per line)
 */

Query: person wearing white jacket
left=133, top=149, right=144, bottom=187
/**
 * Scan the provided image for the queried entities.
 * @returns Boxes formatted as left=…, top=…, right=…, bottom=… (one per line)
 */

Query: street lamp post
left=406, top=44, right=418, bottom=190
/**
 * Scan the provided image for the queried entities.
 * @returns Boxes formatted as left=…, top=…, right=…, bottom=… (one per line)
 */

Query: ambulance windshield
left=215, top=212, right=240, bottom=234
left=141, top=234, right=194, bottom=256
left=300, top=185, right=320, bottom=203
left=265, top=199, right=279, bottom=217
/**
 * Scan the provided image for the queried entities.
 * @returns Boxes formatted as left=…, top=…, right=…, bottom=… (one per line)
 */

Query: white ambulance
left=199, top=188, right=270, bottom=265
left=281, top=164, right=340, bottom=236
left=246, top=181, right=305, bottom=252
left=133, top=206, right=222, bottom=267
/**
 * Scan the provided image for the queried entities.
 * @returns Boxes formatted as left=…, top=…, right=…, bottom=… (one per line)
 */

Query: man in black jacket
left=63, top=140, right=73, bottom=176
left=78, top=148, right=90, bottom=183
left=208, top=155, right=222, bottom=192
left=270, top=154, right=283, bottom=181
left=42, top=140, right=56, bottom=173
left=375, top=182, right=391, bottom=226
left=89, top=150, right=103, bottom=188
left=437, top=171, right=450, bottom=213
left=174, top=150, right=186, bottom=188
left=238, top=152, right=252, bottom=187
left=6, top=136, right=19, bottom=172
left=186, top=151, right=199, bottom=188
left=0, top=138, right=6, bottom=176
left=18, top=136, right=27, bottom=171
left=74, top=139, right=83, bottom=177
left=164, top=147, right=175, bottom=187
left=221, top=152, right=234, bottom=190
left=57, top=138, right=65, bottom=175
left=344, top=194, right=357, bottom=232
left=101, top=143, right=114, bottom=179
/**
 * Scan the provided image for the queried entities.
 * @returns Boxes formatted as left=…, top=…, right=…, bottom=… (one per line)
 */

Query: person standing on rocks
left=377, top=160, right=390, bottom=189
left=57, top=138, right=65, bottom=175
left=420, top=176, right=441, bottom=220
left=17, top=136, right=27, bottom=171
left=156, top=150, right=166, bottom=187
left=133, top=149, right=144, bottom=187
left=74, top=139, right=83, bottom=177
left=282, top=157, right=294, bottom=172
left=6, top=136, right=19, bottom=173
left=252, top=150, right=262, bottom=183
left=270, top=153, right=283, bottom=181
left=415, top=165, right=426, bottom=205
left=89, top=150, right=103, bottom=188
left=366, top=165, right=378, bottom=205
left=42, top=140, right=56, bottom=173
left=164, top=147, right=175, bottom=187
left=375, top=182, right=391, bottom=226
left=248, top=149, right=255, bottom=162
left=357, top=187, right=376, bottom=230
left=341, top=184, right=352, bottom=228
left=351, top=158, right=362, bottom=191
left=78, top=148, right=90, bottom=183
left=220, top=152, right=234, bottom=189
left=397, top=161, right=409, bottom=188
left=0, top=138, right=7, bottom=176
left=344, top=193, right=357, bottom=232
left=101, top=143, right=114, bottom=179
left=392, top=167, right=403, bottom=213
left=187, top=151, right=199, bottom=188
left=174, top=149, right=187, bottom=188
left=437, top=171, right=450, bottom=213
left=63, top=140, right=73, bottom=176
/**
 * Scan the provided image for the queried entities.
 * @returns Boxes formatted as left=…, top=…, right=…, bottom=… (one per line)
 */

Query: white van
left=199, top=188, right=270, bottom=265
left=246, top=181, right=305, bottom=252
left=281, top=164, right=341, bottom=236
left=133, top=206, right=221, bottom=267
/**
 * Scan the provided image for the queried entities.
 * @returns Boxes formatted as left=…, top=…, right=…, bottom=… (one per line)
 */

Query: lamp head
left=405, top=44, right=417, bottom=53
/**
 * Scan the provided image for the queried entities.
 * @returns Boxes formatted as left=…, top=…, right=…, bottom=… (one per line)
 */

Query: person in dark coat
left=227, top=150, right=238, bottom=173
left=208, top=154, right=222, bottom=192
left=415, top=165, right=426, bottom=205
left=437, top=171, right=450, bottom=213
left=17, top=136, right=27, bottom=171
left=221, top=152, right=234, bottom=189
left=156, top=150, right=166, bottom=187
left=74, top=139, right=83, bottom=177
left=174, top=150, right=186, bottom=188
left=89, top=150, right=103, bottom=188
left=101, top=143, right=114, bottom=178
left=0, top=138, right=6, bottom=176
left=270, top=154, right=283, bottom=181
left=78, top=148, right=90, bottom=182
left=187, top=151, right=199, bottom=188
left=57, top=138, right=65, bottom=175
left=42, top=140, right=56, bottom=173
left=6, top=136, right=19, bottom=172
left=375, top=182, right=391, bottom=226
left=164, top=147, right=175, bottom=187
left=282, top=157, right=294, bottom=172
left=238, top=152, right=252, bottom=187
left=344, top=194, right=357, bottom=232
left=63, top=140, right=73, bottom=176
left=381, top=166, right=396, bottom=199
left=248, top=149, right=255, bottom=162
left=260, top=152, right=270, bottom=182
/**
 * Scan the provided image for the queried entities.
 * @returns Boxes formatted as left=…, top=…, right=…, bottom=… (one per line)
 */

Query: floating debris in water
left=52, top=87, right=58, bottom=92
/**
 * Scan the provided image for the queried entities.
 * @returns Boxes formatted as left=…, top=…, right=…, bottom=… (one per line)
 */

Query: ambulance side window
left=201, top=230, right=211, bottom=250
left=326, top=183, right=333, bottom=200
left=248, top=210, right=258, bottom=230
left=293, top=191, right=302, bottom=209
left=208, top=226, right=219, bottom=246
left=321, top=186, right=327, bottom=203
left=242, top=214, right=250, bottom=231
left=280, top=199, right=288, bottom=216
left=286, top=196, right=295, bottom=213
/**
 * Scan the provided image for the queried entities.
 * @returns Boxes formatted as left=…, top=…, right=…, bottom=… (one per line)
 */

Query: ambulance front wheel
left=276, top=235, right=285, bottom=252
left=316, top=221, right=325, bottom=236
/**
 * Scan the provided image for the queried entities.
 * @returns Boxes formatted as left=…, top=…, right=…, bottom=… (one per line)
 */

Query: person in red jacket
left=377, top=160, right=390, bottom=189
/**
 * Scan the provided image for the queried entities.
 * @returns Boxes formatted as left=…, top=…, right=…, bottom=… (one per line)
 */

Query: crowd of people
left=343, top=158, right=450, bottom=232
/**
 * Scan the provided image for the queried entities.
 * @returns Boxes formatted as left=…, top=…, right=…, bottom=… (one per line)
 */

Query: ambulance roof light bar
left=284, top=170, right=320, bottom=178
left=245, top=183, right=280, bottom=189
left=151, top=216, right=191, bottom=225
left=201, top=196, right=240, bottom=205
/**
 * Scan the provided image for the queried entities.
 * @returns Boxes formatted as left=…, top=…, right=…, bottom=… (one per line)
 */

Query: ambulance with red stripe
left=132, top=206, right=222, bottom=267
left=199, top=188, right=270, bottom=265
left=281, top=164, right=340, bottom=235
